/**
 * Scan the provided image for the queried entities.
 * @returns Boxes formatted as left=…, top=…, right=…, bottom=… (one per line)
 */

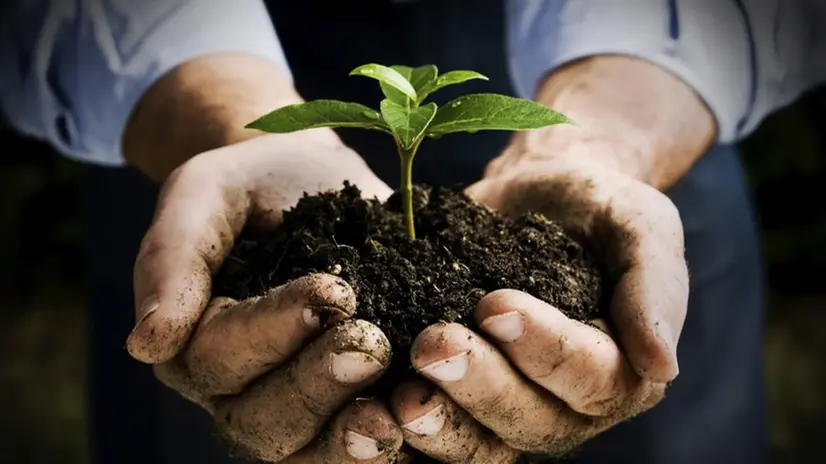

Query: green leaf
left=350, top=64, right=417, bottom=101
left=380, top=99, right=438, bottom=149
left=381, top=65, right=439, bottom=106
left=418, top=70, right=488, bottom=102
left=246, top=100, right=389, bottom=133
left=426, top=93, right=572, bottom=136
left=409, top=65, right=440, bottom=92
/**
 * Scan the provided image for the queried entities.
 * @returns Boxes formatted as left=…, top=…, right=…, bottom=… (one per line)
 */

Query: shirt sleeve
left=506, top=0, right=826, bottom=143
left=0, top=0, right=291, bottom=166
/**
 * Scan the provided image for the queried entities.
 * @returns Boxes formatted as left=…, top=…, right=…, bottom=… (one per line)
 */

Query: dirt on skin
left=214, top=183, right=604, bottom=391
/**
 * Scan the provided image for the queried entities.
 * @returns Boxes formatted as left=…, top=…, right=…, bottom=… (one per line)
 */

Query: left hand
left=390, top=154, right=689, bottom=462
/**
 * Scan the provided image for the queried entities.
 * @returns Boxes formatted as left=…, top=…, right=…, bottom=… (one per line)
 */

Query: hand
left=126, top=134, right=406, bottom=462
left=391, top=156, right=688, bottom=462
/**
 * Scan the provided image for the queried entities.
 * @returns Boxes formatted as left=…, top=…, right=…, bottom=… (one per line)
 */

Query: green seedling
left=246, top=63, right=572, bottom=240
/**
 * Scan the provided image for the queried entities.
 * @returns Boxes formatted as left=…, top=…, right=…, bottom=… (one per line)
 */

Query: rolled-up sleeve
left=0, top=0, right=291, bottom=166
left=506, top=0, right=826, bottom=143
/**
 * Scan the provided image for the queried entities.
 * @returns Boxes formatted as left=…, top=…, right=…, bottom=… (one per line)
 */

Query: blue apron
left=84, top=1, right=767, bottom=462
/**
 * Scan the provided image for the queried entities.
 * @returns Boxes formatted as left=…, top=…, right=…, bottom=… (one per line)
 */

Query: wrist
left=123, top=53, right=341, bottom=181
left=494, top=125, right=653, bottom=183
left=491, top=56, right=716, bottom=191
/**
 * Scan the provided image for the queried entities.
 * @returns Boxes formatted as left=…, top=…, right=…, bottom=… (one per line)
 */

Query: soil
left=214, top=183, right=604, bottom=391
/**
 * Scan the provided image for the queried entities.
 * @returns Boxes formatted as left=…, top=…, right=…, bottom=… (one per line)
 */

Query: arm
left=504, top=0, right=826, bottom=189
left=0, top=0, right=327, bottom=180
left=502, top=55, right=716, bottom=191
left=123, top=52, right=341, bottom=181
left=399, top=2, right=822, bottom=458
left=3, top=3, right=399, bottom=461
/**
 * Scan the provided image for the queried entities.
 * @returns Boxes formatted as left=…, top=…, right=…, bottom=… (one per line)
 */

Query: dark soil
left=214, top=183, right=604, bottom=389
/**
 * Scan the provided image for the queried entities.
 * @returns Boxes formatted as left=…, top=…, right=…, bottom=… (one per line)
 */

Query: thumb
left=127, top=158, right=251, bottom=364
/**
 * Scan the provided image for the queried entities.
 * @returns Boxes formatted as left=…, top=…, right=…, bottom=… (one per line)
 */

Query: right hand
left=126, top=133, right=405, bottom=463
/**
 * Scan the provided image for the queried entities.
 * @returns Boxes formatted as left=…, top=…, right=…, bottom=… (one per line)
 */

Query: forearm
left=502, top=56, right=716, bottom=191
left=123, top=53, right=342, bottom=181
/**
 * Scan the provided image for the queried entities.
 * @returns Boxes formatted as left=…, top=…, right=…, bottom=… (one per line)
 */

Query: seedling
left=246, top=64, right=572, bottom=239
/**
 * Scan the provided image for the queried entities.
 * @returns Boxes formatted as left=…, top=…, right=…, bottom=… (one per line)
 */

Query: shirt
left=0, top=0, right=824, bottom=166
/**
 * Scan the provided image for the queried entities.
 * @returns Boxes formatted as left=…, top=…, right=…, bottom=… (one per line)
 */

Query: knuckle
left=293, top=373, right=333, bottom=418
left=516, top=413, right=600, bottom=456
left=213, top=406, right=277, bottom=462
left=474, top=387, right=512, bottom=418
left=601, top=381, right=666, bottom=423
left=573, top=385, right=626, bottom=416
left=212, top=399, right=306, bottom=463
left=152, top=362, right=211, bottom=408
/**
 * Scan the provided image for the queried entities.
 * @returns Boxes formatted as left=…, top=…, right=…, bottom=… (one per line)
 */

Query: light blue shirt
left=1, top=0, right=824, bottom=166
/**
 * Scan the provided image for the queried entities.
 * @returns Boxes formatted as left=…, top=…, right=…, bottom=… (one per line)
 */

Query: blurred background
left=0, top=89, right=824, bottom=463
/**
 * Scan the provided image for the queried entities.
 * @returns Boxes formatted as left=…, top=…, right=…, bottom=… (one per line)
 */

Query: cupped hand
left=125, top=134, right=405, bottom=462
left=392, top=157, right=688, bottom=462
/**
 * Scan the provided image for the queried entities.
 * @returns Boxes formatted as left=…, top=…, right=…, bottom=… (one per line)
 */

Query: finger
left=410, top=323, right=599, bottom=454
left=128, top=156, right=252, bottom=363
left=392, top=380, right=519, bottom=463
left=156, top=274, right=356, bottom=401
left=475, top=290, right=644, bottom=416
left=600, top=184, right=689, bottom=382
left=214, top=320, right=391, bottom=462
left=470, top=171, right=689, bottom=383
left=284, top=399, right=403, bottom=464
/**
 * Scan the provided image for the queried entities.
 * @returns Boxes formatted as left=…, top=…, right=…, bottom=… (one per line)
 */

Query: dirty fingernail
left=301, top=307, right=321, bottom=329
left=402, top=404, right=446, bottom=436
left=344, top=430, right=383, bottom=460
left=330, top=352, right=384, bottom=384
left=419, top=352, right=469, bottom=382
left=130, top=296, right=159, bottom=335
left=480, top=312, right=525, bottom=343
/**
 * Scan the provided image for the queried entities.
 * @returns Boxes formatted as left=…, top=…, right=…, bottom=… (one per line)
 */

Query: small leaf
left=380, top=99, right=438, bottom=149
left=350, top=64, right=417, bottom=101
left=381, top=65, right=439, bottom=106
left=418, top=70, right=488, bottom=102
left=426, top=93, right=572, bottom=136
left=408, top=65, right=440, bottom=92
left=246, top=100, right=389, bottom=133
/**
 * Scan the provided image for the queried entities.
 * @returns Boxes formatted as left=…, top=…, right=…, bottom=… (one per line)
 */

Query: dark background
left=0, top=88, right=825, bottom=462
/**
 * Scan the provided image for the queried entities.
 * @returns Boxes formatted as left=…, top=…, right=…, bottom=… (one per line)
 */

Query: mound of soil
left=214, top=183, right=604, bottom=388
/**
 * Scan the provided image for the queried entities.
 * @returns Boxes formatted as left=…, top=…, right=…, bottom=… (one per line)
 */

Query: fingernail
left=330, top=352, right=384, bottom=384
left=301, top=307, right=321, bottom=329
left=419, top=352, right=469, bottom=382
left=344, top=430, right=383, bottom=460
left=480, top=311, right=525, bottom=343
left=130, top=296, right=160, bottom=336
left=402, top=404, right=446, bottom=436
left=656, top=322, right=680, bottom=379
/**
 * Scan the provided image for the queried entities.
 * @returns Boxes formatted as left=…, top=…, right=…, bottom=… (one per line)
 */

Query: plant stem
left=398, top=141, right=420, bottom=240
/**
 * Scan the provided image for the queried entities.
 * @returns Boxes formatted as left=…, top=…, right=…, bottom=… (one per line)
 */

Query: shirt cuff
left=506, top=0, right=754, bottom=143
left=11, top=0, right=291, bottom=166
